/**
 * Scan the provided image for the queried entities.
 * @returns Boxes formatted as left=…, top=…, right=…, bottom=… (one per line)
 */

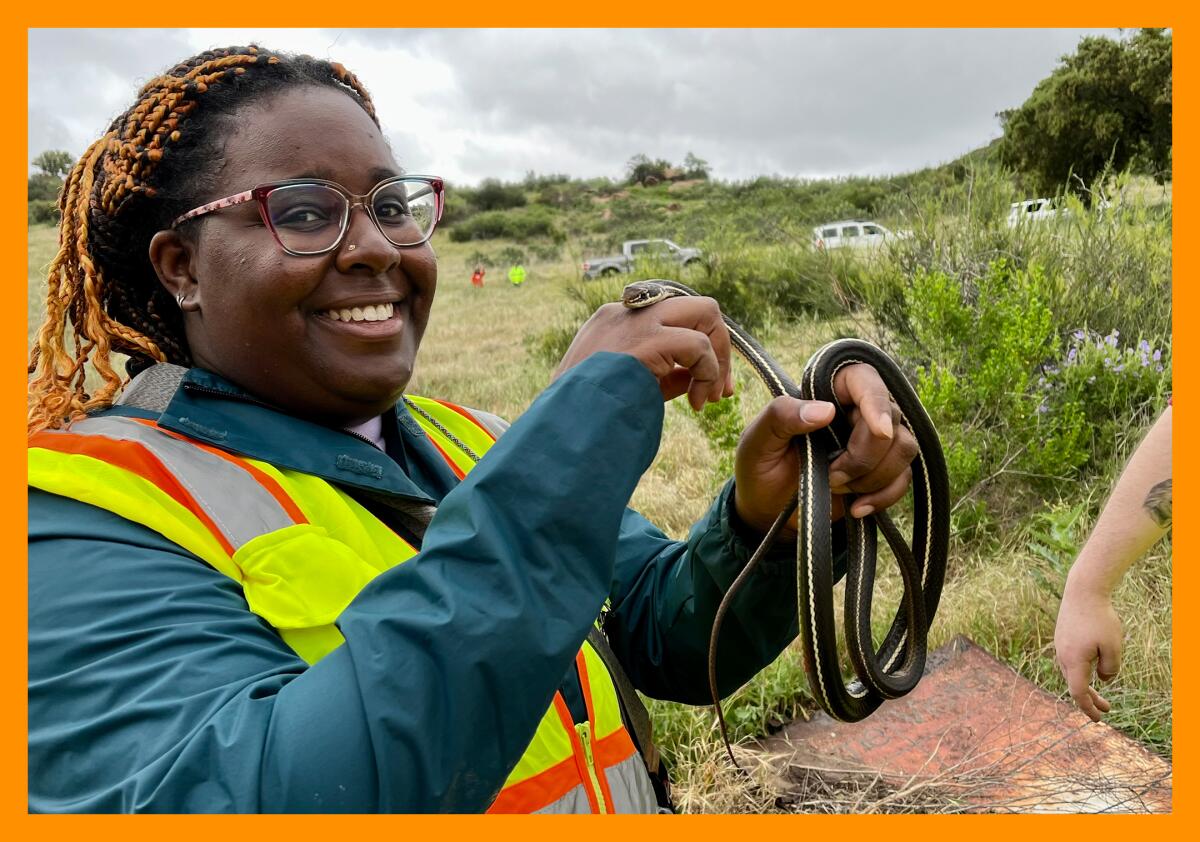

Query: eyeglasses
left=171, top=175, right=445, bottom=255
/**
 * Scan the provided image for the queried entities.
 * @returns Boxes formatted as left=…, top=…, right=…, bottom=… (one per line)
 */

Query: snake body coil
left=621, top=279, right=950, bottom=761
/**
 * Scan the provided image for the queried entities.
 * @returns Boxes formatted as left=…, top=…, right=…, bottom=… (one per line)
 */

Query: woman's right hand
left=553, top=296, right=735, bottom=411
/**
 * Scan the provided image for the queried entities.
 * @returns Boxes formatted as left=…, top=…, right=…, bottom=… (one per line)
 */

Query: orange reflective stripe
left=430, top=398, right=497, bottom=442
left=555, top=694, right=600, bottom=813
left=129, top=419, right=309, bottom=525
left=593, top=726, right=638, bottom=768
left=30, top=431, right=236, bottom=556
left=423, top=435, right=467, bottom=480
left=487, top=756, right=580, bottom=813
left=575, top=650, right=617, bottom=811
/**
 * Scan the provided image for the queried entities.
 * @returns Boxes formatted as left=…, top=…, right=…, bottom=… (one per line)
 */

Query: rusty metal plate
left=757, top=635, right=1171, bottom=813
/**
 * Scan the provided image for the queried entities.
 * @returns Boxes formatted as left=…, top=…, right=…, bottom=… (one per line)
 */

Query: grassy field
left=27, top=165, right=1172, bottom=813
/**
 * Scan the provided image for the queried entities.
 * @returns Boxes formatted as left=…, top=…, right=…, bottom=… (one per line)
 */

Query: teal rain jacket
left=28, top=352, right=844, bottom=812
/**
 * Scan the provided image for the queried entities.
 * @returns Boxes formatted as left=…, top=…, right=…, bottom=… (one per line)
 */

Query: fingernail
left=854, top=504, right=875, bottom=518
left=828, top=470, right=849, bottom=488
left=801, top=401, right=833, bottom=424
left=877, top=412, right=894, bottom=439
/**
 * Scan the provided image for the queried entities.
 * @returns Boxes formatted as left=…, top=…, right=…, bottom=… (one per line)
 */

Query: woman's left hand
left=733, top=363, right=918, bottom=536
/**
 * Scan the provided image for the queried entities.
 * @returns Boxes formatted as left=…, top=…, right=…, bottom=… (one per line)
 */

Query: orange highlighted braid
left=28, top=45, right=378, bottom=433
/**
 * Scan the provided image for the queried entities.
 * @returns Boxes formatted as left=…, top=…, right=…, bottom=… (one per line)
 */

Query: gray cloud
left=28, top=29, right=199, bottom=160
left=29, top=28, right=1119, bottom=182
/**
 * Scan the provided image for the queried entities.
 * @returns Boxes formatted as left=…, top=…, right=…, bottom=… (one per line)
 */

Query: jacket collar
left=116, top=365, right=455, bottom=504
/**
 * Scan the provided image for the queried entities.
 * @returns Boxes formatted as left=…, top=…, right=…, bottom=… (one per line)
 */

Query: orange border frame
left=6, top=9, right=1189, bottom=839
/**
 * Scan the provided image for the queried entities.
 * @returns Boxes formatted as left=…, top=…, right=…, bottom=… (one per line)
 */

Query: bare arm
left=1054, top=406, right=1172, bottom=720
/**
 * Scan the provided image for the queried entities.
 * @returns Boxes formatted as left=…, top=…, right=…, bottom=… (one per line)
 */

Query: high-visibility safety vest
left=28, top=395, right=659, bottom=814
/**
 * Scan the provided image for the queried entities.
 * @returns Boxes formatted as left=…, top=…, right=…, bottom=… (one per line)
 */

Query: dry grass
left=27, top=223, right=1172, bottom=812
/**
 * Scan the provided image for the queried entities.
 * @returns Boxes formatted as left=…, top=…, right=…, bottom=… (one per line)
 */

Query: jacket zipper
left=575, top=722, right=608, bottom=814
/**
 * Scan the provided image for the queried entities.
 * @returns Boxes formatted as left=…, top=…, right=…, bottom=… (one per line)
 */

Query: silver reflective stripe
left=532, top=783, right=592, bottom=814
left=604, top=751, right=659, bottom=813
left=53, top=416, right=298, bottom=549
left=461, top=406, right=510, bottom=440
left=526, top=753, right=657, bottom=813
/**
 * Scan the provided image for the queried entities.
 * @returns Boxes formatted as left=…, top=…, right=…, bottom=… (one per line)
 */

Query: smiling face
left=164, top=85, right=437, bottom=427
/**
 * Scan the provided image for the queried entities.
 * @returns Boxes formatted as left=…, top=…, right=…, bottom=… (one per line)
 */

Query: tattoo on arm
left=1143, top=479, right=1172, bottom=528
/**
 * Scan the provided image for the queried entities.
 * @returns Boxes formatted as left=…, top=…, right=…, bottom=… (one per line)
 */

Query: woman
left=27, top=46, right=917, bottom=813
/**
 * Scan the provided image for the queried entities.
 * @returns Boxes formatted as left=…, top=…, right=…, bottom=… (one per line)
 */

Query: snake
left=621, top=279, right=950, bottom=765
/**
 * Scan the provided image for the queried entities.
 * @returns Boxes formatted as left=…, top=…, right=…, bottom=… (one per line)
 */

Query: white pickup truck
left=581, top=239, right=703, bottom=279
left=1006, top=198, right=1068, bottom=227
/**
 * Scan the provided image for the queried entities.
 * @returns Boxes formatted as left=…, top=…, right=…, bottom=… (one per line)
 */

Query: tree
left=998, top=29, right=1172, bottom=196
left=32, top=150, right=73, bottom=178
left=682, top=152, right=711, bottom=180
left=625, top=154, right=672, bottom=186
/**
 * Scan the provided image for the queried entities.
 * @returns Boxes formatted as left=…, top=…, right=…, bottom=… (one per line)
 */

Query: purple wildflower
left=1153, top=349, right=1162, bottom=362
left=1067, top=348, right=1077, bottom=363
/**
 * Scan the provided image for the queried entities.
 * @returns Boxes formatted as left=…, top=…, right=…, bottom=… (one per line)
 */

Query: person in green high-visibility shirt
left=507, top=263, right=526, bottom=286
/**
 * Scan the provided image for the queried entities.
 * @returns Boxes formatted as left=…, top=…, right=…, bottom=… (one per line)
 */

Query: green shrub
left=28, top=173, right=63, bottom=202
left=448, top=207, right=561, bottom=243
left=1035, top=328, right=1171, bottom=466
left=694, top=391, right=743, bottom=486
left=889, top=259, right=1169, bottom=536
left=497, top=246, right=527, bottom=266
left=660, top=234, right=845, bottom=332
left=473, top=178, right=528, bottom=211
left=29, top=200, right=59, bottom=224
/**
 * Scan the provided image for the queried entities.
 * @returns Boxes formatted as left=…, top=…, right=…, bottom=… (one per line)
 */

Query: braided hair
left=27, top=45, right=379, bottom=433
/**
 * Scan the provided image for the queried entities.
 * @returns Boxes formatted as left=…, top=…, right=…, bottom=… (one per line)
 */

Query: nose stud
left=347, top=244, right=357, bottom=252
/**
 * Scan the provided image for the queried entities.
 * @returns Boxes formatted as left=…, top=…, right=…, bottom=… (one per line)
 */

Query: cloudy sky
left=28, top=28, right=1119, bottom=185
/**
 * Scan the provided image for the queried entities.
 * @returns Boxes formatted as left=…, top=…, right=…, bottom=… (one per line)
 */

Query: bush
left=886, top=259, right=1169, bottom=536
left=662, top=233, right=845, bottom=332
left=473, top=178, right=528, bottom=212
left=447, top=207, right=561, bottom=243
left=497, top=246, right=527, bottom=266
left=29, top=199, right=59, bottom=224
left=1035, top=328, right=1170, bottom=467
left=28, top=173, right=62, bottom=202
left=694, top=392, right=742, bottom=486
left=439, top=184, right=475, bottom=227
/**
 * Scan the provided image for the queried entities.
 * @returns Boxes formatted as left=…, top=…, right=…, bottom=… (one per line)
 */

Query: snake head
left=621, top=280, right=681, bottom=309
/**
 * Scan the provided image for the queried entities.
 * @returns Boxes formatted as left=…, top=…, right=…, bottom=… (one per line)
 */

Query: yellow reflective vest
left=29, top=393, right=659, bottom=813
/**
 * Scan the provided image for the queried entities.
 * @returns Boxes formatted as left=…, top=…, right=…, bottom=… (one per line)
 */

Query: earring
left=176, top=294, right=186, bottom=308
